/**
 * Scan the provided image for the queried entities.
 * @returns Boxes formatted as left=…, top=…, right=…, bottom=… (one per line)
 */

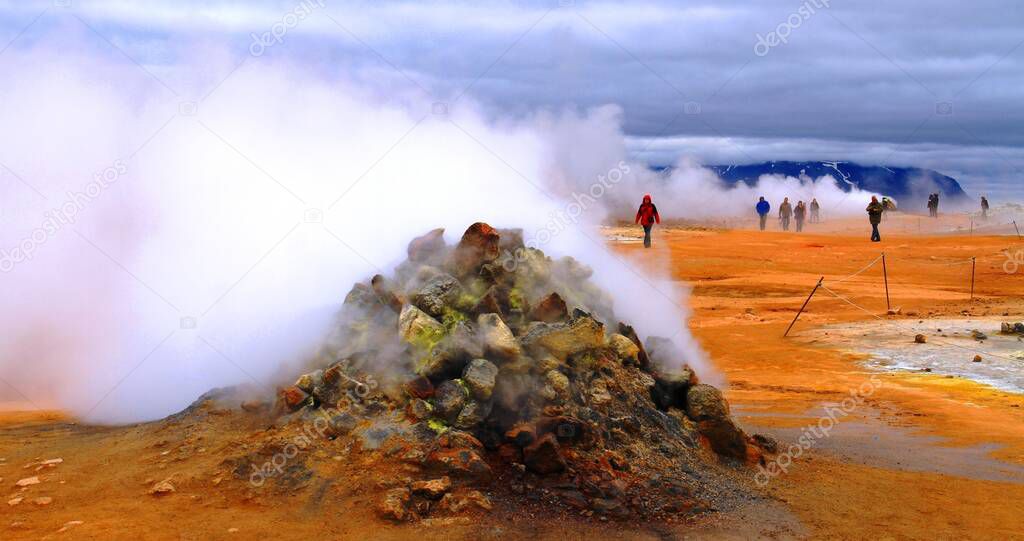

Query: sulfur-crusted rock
left=521, top=312, right=605, bottom=361
left=399, top=305, right=446, bottom=350
left=477, top=313, right=521, bottom=360
left=411, top=274, right=463, bottom=318
left=608, top=333, right=640, bottom=364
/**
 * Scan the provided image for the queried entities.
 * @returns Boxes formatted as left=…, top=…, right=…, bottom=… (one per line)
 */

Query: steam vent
left=224, top=223, right=775, bottom=523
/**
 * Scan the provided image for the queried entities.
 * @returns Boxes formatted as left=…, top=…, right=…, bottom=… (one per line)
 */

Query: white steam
left=1, top=38, right=868, bottom=424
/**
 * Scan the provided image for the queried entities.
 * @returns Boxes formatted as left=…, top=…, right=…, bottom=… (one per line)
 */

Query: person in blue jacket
left=756, top=196, right=771, bottom=231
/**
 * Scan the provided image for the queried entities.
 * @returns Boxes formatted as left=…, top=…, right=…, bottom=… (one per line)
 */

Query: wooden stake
left=971, top=257, right=977, bottom=301
left=1015, top=220, right=1022, bottom=240
left=882, top=253, right=891, bottom=312
left=785, top=277, right=824, bottom=337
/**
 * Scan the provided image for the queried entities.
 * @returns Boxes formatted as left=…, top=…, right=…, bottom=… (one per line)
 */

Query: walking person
left=756, top=196, right=771, bottom=231
left=794, top=201, right=807, bottom=232
left=778, top=197, right=793, bottom=231
left=809, top=198, right=820, bottom=223
left=981, top=196, right=990, bottom=219
left=635, top=193, right=661, bottom=248
left=867, top=196, right=885, bottom=242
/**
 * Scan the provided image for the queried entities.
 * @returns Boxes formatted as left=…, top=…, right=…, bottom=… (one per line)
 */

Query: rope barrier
left=832, top=254, right=883, bottom=284
left=818, top=283, right=1018, bottom=363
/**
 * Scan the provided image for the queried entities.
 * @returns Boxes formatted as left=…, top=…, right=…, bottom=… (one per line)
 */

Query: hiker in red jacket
left=635, top=193, right=661, bottom=248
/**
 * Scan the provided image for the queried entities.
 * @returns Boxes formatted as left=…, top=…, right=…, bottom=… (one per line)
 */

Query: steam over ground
left=0, top=37, right=876, bottom=423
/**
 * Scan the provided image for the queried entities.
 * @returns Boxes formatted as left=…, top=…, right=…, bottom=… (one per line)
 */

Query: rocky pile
left=248, top=223, right=771, bottom=522
left=1001, top=322, right=1024, bottom=336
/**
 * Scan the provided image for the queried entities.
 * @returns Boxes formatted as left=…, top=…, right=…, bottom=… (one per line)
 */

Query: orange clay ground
left=2, top=211, right=1023, bottom=540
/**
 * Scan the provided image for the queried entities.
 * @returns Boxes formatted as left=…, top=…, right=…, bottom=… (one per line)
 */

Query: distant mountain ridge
left=702, top=161, right=969, bottom=202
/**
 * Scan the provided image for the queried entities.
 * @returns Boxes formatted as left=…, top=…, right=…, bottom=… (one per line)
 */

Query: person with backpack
left=635, top=193, right=661, bottom=248
left=867, top=196, right=885, bottom=242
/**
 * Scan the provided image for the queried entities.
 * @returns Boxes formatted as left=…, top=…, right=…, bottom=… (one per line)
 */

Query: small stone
left=405, top=376, right=435, bottom=399
left=378, top=488, right=411, bottom=521
left=58, top=521, right=84, bottom=533
left=914, top=334, right=927, bottom=344
left=40, top=458, right=63, bottom=466
left=228, top=527, right=240, bottom=533
left=529, top=292, right=568, bottom=323
left=15, top=476, right=40, bottom=487
left=411, top=476, right=452, bottom=500
left=277, top=386, right=308, bottom=411
left=973, top=355, right=983, bottom=363
left=240, top=400, right=268, bottom=413
left=7, top=497, right=22, bottom=506
left=434, top=380, right=469, bottom=422
left=149, top=478, right=176, bottom=496
left=34, top=496, right=53, bottom=506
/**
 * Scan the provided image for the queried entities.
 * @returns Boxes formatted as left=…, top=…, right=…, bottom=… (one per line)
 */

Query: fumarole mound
left=214, top=223, right=775, bottom=524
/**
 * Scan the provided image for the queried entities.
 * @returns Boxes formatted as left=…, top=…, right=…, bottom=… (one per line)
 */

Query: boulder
left=686, top=384, right=747, bottom=459
left=418, top=322, right=482, bottom=380
left=454, top=399, right=493, bottom=429
left=407, top=228, right=446, bottom=263
left=405, top=376, right=435, bottom=399
left=914, top=334, right=928, bottom=344
left=520, top=312, right=605, bottom=361
left=608, top=333, right=640, bottom=364
left=541, top=370, right=569, bottom=402
left=426, top=448, right=492, bottom=481
left=685, top=384, right=731, bottom=421
left=617, top=322, right=650, bottom=369
left=342, top=282, right=381, bottom=311
left=433, top=380, right=469, bottom=422
left=450, top=222, right=500, bottom=276
left=462, top=359, right=499, bottom=400
left=505, top=423, right=537, bottom=447
left=277, top=386, right=308, bottom=411
left=477, top=313, right=521, bottom=359
left=529, top=292, right=568, bottom=323
left=399, top=305, right=446, bottom=350
left=523, top=433, right=566, bottom=475
left=411, top=274, right=462, bottom=318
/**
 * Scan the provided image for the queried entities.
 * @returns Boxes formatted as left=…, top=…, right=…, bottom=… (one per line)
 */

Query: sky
left=0, top=0, right=1021, bottom=200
